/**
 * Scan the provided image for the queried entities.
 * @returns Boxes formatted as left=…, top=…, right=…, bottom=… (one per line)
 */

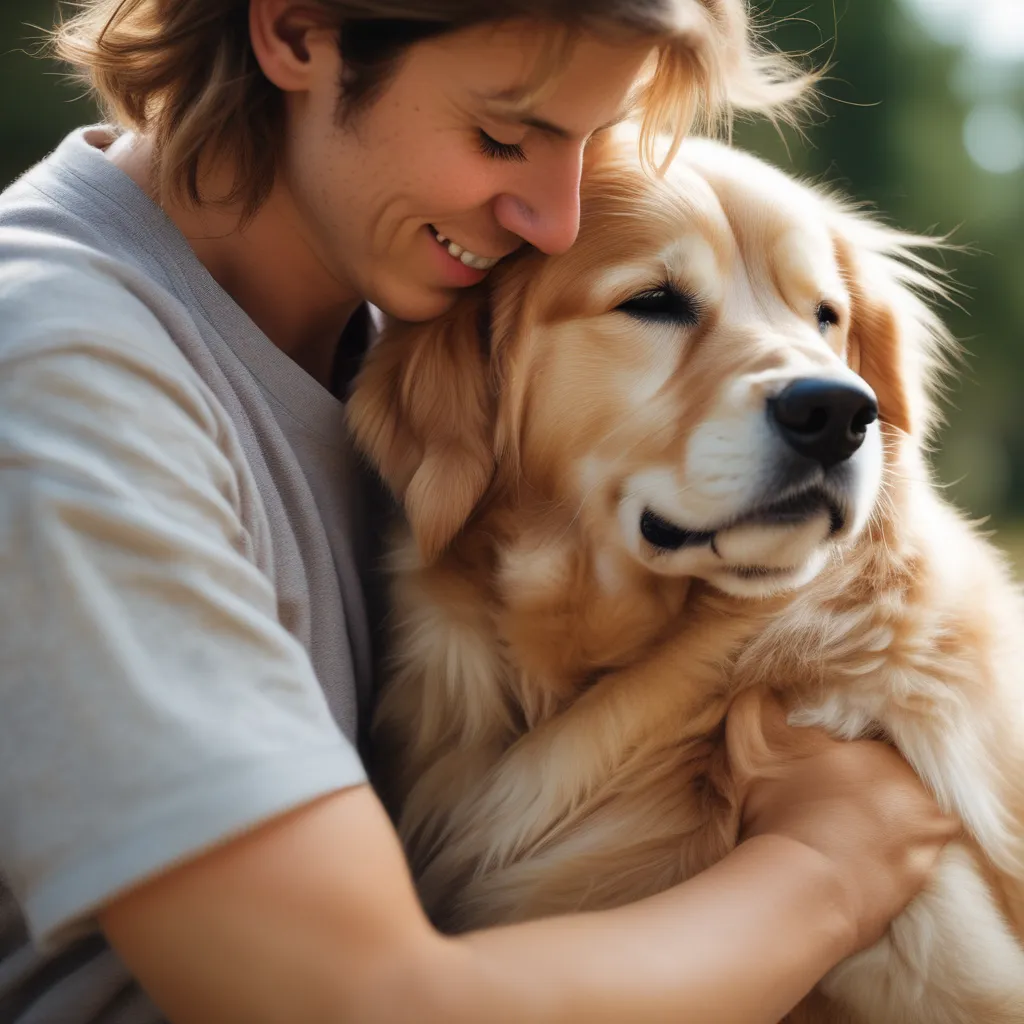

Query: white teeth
left=461, top=250, right=497, bottom=269
left=432, top=227, right=499, bottom=271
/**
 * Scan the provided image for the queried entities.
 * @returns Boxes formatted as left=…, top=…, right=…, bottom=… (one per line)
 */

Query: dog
left=348, top=131, right=1024, bottom=1023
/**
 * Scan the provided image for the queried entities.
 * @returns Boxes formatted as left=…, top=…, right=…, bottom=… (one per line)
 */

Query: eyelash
left=616, top=285, right=700, bottom=327
left=478, top=129, right=527, bottom=163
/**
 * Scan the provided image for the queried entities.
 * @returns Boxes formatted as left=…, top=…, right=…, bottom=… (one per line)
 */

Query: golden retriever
left=348, top=131, right=1024, bottom=1023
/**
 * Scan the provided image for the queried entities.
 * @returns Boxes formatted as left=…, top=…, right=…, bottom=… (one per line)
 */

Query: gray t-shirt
left=0, top=126, right=381, bottom=1022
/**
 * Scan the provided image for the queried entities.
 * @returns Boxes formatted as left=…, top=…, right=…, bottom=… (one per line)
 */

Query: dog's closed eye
left=616, top=286, right=700, bottom=327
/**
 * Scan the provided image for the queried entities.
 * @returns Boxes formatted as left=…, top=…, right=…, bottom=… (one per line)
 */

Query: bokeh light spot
left=963, top=104, right=1024, bottom=174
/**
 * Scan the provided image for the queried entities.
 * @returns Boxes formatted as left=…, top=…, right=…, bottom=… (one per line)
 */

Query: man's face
left=280, top=22, right=656, bottom=321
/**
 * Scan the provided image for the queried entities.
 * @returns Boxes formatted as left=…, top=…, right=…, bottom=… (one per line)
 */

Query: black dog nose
left=768, top=378, right=879, bottom=470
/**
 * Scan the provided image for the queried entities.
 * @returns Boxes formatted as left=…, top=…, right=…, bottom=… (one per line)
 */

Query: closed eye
left=616, top=287, right=699, bottom=327
left=478, top=129, right=527, bottom=163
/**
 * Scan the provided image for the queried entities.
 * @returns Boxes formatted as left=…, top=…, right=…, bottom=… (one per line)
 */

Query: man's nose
left=493, top=148, right=582, bottom=255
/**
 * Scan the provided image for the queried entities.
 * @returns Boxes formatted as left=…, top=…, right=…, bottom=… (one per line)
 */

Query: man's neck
left=106, top=133, right=361, bottom=386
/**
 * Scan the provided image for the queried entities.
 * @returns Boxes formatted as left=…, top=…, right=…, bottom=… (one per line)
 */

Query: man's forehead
left=489, top=107, right=633, bottom=143
left=471, top=81, right=639, bottom=142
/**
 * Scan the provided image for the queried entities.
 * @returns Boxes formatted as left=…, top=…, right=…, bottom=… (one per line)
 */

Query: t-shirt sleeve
left=0, top=249, right=366, bottom=950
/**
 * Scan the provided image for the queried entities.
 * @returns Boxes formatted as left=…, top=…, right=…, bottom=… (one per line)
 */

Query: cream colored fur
left=349, top=132, right=1024, bottom=1023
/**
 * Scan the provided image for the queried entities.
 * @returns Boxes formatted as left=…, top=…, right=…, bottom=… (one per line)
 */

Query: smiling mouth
left=640, top=487, right=844, bottom=553
left=429, top=226, right=502, bottom=271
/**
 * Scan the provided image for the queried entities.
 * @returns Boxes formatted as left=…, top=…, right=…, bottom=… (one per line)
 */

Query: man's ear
left=833, top=217, right=955, bottom=443
left=249, top=0, right=335, bottom=92
left=347, top=295, right=495, bottom=564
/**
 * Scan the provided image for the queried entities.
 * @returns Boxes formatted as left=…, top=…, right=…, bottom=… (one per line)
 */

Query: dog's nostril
left=769, top=378, right=879, bottom=470
left=851, top=405, right=878, bottom=434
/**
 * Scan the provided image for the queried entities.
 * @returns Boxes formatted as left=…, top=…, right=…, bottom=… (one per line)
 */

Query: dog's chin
left=706, top=540, right=831, bottom=598
left=631, top=489, right=849, bottom=598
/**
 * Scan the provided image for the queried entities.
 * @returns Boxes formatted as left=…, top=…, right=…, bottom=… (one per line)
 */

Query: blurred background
left=2, top=0, right=1022, bottom=569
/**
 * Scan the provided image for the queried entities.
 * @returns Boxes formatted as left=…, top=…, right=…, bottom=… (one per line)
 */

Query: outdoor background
left=2, top=0, right=1023, bottom=568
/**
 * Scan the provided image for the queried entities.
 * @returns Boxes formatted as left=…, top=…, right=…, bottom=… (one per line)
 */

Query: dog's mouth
left=640, top=486, right=844, bottom=554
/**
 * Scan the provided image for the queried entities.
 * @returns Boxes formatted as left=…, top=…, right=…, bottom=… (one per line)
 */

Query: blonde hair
left=53, top=0, right=810, bottom=218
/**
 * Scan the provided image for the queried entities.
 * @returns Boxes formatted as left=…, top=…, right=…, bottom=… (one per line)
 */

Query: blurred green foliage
left=1, top=2, right=95, bottom=184
left=1, top=1, right=1022, bottom=564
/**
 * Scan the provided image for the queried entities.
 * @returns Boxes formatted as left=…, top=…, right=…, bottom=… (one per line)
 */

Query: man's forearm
left=103, top=789, right=852, bottom=1024
left=371, top=835, right=853, bottom=1024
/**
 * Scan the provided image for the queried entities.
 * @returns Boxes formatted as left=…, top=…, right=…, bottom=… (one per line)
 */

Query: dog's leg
left=437, top=756, right=730, bottom=930
left=414, top=612, right=749, bottom=924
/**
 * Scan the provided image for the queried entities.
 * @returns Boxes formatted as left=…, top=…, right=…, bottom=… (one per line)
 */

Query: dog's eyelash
left=616, top=288, right=700, bottom=326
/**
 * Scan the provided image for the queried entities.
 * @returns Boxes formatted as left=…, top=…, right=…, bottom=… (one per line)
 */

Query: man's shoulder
left=0, top=127, right=192, bottom=357
left=0, top=222, right=186, bottom=368
left=0, top=127, right=127, bottom=261
left=0, top=217, right=243, bottom=521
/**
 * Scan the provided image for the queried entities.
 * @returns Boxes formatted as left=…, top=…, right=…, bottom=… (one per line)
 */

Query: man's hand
left=728, top=692, right=960, bottom=955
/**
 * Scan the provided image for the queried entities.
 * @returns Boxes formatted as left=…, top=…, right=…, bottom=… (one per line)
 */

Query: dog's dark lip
left=639, top=509, right=715, bottom=552
left=736, top=487, right=845, bottom=535
left=641, top=486, right=845, bottom=554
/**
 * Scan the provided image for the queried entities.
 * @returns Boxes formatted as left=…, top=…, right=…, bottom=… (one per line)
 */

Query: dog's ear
left=347, top=295, right=494, bottom=564
left=842, top=247, right=915, bottom=436
left=832, top=214, right=956, bottom=443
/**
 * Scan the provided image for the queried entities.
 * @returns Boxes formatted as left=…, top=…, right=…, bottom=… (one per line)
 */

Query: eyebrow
left=476, top=90, right=635, bottom=142
left=520, top=114, right=574, bottom=140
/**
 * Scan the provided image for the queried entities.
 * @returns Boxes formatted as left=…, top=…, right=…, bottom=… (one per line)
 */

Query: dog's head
left=349, top=133, right=954, bottom=598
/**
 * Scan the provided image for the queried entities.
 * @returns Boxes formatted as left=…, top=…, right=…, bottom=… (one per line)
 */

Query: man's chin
left=367, top=279, right=471, bottom=324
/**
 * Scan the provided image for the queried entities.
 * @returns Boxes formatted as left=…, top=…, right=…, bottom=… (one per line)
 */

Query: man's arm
left=102, top=756, right=951, bottom=1024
